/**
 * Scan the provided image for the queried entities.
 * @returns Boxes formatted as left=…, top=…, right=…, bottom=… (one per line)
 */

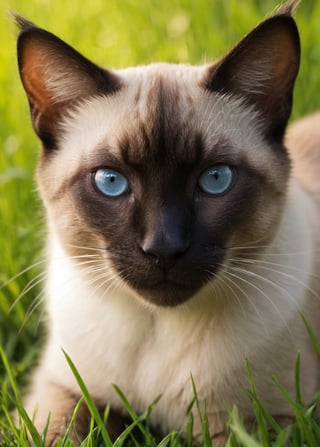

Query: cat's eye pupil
left=212, top=172, right=219, bottom=180
left=93, top=168, right=128, bottom=197
left=198, top=165, right=234, bottom=196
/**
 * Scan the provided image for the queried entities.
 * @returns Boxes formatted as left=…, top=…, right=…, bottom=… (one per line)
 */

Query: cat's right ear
left=202, top=13, right=300, bottom=143
left=15, top=15, right=121, bottom=149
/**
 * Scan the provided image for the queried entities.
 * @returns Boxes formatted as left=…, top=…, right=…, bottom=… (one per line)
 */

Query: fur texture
left=15, top=1, right=320, bottom=445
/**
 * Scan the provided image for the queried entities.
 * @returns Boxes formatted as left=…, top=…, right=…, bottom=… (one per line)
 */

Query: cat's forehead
left=118, top=62, right=204, bottom=80
left=58, top=62, right=278, bottom=176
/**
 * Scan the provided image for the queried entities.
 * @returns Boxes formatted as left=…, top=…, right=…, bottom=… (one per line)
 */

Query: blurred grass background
left=0, top=0, right=320, bottom=443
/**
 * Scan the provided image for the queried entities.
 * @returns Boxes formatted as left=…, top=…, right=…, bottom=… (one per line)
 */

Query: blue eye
left=93, top=168, right=129, bottom=197
left=198, top=165, right=235, bottom=195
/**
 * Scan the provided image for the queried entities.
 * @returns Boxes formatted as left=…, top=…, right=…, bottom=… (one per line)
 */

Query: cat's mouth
left=130, top=274, right=214, bottom=307
left=109, top=244, right=226, bottom=307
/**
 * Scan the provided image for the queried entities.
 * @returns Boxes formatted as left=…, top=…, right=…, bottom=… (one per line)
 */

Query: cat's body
left=15, top=1, right=320, bottom=445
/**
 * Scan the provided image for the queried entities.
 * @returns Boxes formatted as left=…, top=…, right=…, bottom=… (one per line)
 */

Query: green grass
left=1, top=0, right=320, bottom=445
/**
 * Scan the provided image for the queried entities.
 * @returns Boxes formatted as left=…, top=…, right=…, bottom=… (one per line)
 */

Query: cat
left=15, top=0, right=320, bottom=445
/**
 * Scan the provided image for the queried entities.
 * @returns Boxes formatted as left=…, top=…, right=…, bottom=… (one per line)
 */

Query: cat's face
left=17, top=13, right=299, bottom=306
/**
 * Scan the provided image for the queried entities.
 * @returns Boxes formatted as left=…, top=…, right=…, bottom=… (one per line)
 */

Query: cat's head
left=16, top=6, right=300, bottom=307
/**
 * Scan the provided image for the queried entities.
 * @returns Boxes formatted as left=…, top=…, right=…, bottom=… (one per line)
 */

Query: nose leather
left=140, top=204, right=190, bottom=273
left=141, top=233, right=189, bottom=273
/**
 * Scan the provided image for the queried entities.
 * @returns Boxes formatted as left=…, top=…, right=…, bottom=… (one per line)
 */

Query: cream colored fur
left=24, top=85, right=320, bottom=444
left=16, top=2, right=320, bottom=444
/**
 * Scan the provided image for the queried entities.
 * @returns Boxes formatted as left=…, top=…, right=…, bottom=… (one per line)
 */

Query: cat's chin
left=132, top=280, right=203, bottom=307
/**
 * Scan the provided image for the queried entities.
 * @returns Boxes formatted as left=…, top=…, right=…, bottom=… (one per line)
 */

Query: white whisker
left=230, top=257, right=320, bottom=299
left=67, top=243, right=106, bottom=253
left=218, top=268, right=268, bottom=332
left=0, top=258, right=47, bottom=290
left=225, top=268, right=292, bottom=336
left=229, top=265, right=298, bottom=305
left=9, top=271, right=47, bottom=313
left=19, top=291, right=46, bottom=333
left=230, top=245, right=320, bottom=256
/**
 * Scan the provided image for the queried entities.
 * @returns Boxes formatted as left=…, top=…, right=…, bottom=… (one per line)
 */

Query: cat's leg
left=23, top=375, right=89, bottom=446
left=23, top=371, right=131, bottom=445
left=192, top=411, right=228, bottom=446
left=194, top=430, right=228, bottom=447
left=211, top=432, right=228, bottom=447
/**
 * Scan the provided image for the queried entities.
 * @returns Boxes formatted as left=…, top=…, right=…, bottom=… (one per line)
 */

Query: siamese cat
left=15, top=0, right=320, bottom=445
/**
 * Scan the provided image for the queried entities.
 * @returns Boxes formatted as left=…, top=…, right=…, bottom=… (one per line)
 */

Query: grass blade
left=300, top=313, right=320, bottom=356
left=113, top=383, right=160, bottom=446
left=62, top=350, right=113, bottom=447
left=229, top=406, right=261, bottom=447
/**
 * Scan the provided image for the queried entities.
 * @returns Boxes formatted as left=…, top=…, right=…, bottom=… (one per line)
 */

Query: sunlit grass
left=1, top=0, right=320, bottom=445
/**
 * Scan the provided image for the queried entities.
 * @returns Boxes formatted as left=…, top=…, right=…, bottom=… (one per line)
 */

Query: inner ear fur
left=203, top=15, right=300, bottom=141
left=16, top=17, right=121, bottom=148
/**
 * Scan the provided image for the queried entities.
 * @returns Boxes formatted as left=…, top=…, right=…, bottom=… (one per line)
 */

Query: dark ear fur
left=15, top=15, right=121, bottom=149
left=203, top=14, right=300, bottom=141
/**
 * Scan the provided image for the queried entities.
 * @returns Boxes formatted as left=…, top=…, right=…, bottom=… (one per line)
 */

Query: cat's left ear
left=15, top=15, right=121, bottom=149
left=203, top=14, right=300, bottom=141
